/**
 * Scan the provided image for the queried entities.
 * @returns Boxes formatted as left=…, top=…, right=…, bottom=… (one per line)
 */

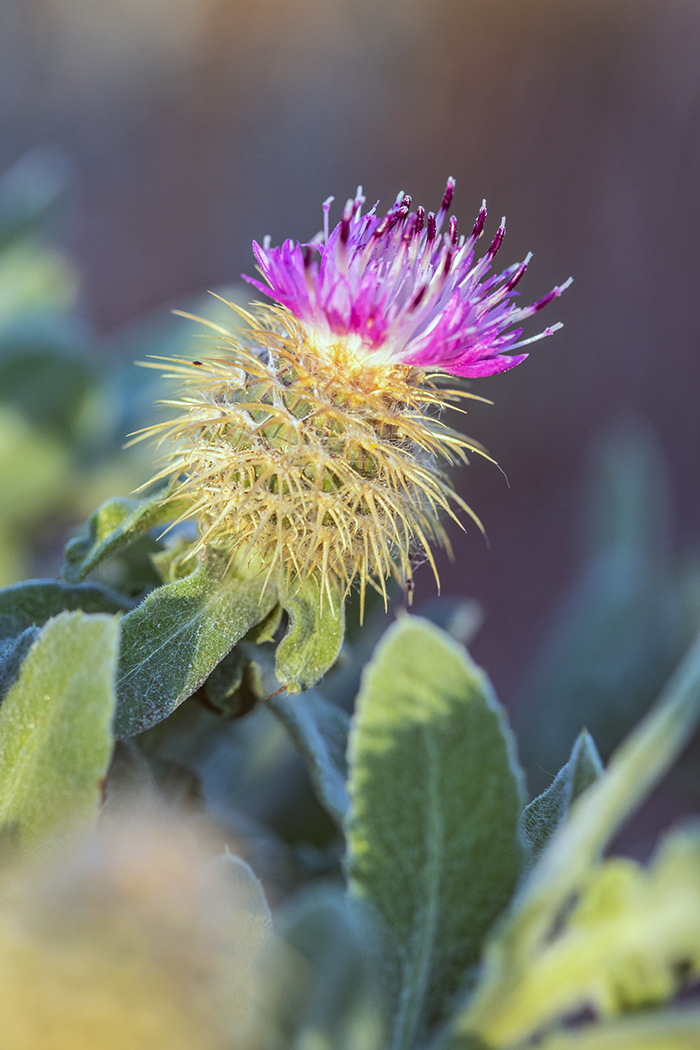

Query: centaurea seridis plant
left=136, top=180, right=570, bottom=612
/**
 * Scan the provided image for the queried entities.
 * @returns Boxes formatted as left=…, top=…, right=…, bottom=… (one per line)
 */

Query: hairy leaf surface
left=346, top=616, right=524, bottom=1049
left=520, top=729, right=603, bottom=873
left=276, top=576, right=345, bottom=692
left=0, top=611, right=118, bottom=851
left=62, top=490, right=191, bottom=584
left=115, top=553, right=277, bottom=736
left=458, top=627, right=700, bottom=1048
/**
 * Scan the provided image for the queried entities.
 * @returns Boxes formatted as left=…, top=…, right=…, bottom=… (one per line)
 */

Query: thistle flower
left=137, top=180, right=569, bottom=614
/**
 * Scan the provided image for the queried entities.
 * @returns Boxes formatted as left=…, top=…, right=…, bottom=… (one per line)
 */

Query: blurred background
left=1, top=0, right=699, bottom=824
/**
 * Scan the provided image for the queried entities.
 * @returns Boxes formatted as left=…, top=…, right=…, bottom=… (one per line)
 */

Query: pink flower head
left=244, top=179, right=571, bottom=378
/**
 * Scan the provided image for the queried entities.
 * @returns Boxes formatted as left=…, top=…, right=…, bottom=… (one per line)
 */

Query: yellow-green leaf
left=535, top=1007, right=700, bottom=1050
left=456, top=628, right=700, bottom=1048
left=62, top=490, right=191, bottom=584
left=0, top=611, right=118, bottom=852
left=276, top=575, right=345, bottom=692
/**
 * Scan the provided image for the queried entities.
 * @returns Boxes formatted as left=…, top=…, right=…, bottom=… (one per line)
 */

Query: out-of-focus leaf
left=0, top=241, right=79, bottom=324
left=346, top=616, right=524, bottom=1049
left=456, top=627, right=700, bottom=1047
left=96, top=285, right=250, bottom=444
left=261, top=887, right=385, bottom=1050
left=0, top=318, right=94, bottom=440
left=0, top=578, right=132, bottom=641
left=276, top=575, right=345, bottom=692
left=63, top=490, right=192, bottom=584
left=102, top=740, right=159, bottom=814
left=0, top=611, right=118, bottom=851
left=463, top=830, right=700, bottom=1046
left=534, top=1007, right=700, bottom=1050
left=519, top=421, right=689, bottom=784
left=0, top=148, right=73, bottom=253
left=115, top=552, right=277, bottom=736
left=0, top=405, right=71, bottom=539
left=520, top=730, right=603, bottom=874
left=267, top=689, right=350, bottom=825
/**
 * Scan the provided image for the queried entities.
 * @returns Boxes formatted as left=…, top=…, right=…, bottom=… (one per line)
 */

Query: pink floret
left=244, top=180, right=571, bottom=378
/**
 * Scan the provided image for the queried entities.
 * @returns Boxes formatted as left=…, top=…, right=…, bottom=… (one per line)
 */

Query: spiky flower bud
left=138, top=182, right=569, bottom=613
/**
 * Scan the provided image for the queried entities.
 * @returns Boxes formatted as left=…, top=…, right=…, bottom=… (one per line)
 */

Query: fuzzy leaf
left=115, top=553, right=277, bottom=736
left=62, top=490, right=192, bottom=584
left=346, top=616, right=525, bottom=1049
left=202, top=643, right=266, bottom=720
left=520, top=730, right=603, bottom=873
left=464, top=829, right=700, bottom=1045
left=276, top=576, right=345, bottom=692
left=0, top=611, right=118, bottom=851
left=534, top=1007, right=700, bottom=1050
left=457, top=627, right=700, bottom=1048
left=0, top=324, right=94, bottom=440
left=0, top=627, right=40, bottom=704
left=0, top=578, right=132, bottom=641
left=267, top=689, right=350, bottom=825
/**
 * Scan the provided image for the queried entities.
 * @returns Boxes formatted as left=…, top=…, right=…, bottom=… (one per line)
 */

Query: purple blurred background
left=2, top=0, right=699, bottom=708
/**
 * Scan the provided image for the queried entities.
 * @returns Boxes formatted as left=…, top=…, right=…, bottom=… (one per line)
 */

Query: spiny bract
left=135, top=181, right=569, bottom=614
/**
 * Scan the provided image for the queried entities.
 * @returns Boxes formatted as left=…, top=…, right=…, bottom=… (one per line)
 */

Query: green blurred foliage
left=0, top=151, right=699, bottom=1050
left=517, top=418, right=700, bottom=792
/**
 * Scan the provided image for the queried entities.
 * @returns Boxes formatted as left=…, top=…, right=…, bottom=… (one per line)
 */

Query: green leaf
left=456, top=627, right=700, bottom=1048
left=0, top=241, right=78, bottom=325
left=62, top=490, right=192, bottom=584
left=520, top=730, right=603, bottom=874
left=115, top=552, right=277, bottom=736
left=0, top=578, right=133, bottom=641
left=275, top=575, right=345, bottom=692
left=0, top=610, right=118, bottom=852
left=0, top=627, right=40, bottom=703
left=202, top=643, right=266, bottom=720
left=519, top=422, right=688, bottom=784
left=151, top=535, right=201, bottom=583
left=346, top=615, right=525, bottom=1049
left=262, top=887, right=385, bottom=1050
left=0, top=407, right=72, bottom=571
left=463, top=829, right=700, bottom=1045
left=534, top=1007, right=700, bottom=1050
left=267, top=688, right=350, bottom=825
left=0, top=319, right=94, bottom=440
left=200, top=606, right=283, bottom=718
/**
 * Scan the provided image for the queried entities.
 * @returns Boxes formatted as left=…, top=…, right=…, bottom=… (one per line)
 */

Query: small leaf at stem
left=62, top=490, right=192, bottom=584
left=115, top=552, right=277, bottom=736
left=276, top=575, right=345, bottom=692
